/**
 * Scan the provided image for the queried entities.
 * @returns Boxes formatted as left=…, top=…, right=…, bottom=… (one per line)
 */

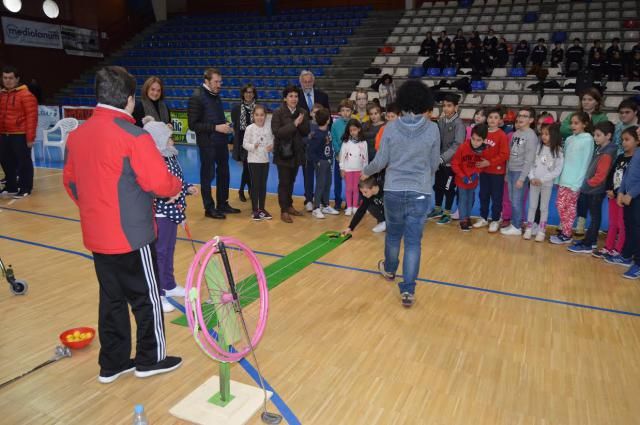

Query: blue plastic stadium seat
left=427, top=68, right=441, bottom=77
left=471, top=80, right=487, bottom=91
left=509, top=67, right=526, bottom=77
left=410, top=67, right=425, bottom=78
left=443, top=68, right=457, bottom=77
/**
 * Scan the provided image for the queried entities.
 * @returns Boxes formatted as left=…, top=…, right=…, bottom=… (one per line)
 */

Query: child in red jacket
left=473, top=107, right=510, bottom=232
left=452, top=123, right=488, bottom=231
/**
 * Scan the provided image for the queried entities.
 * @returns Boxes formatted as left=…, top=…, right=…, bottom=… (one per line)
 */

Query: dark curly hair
left=395, top=80, right=434, bottom=114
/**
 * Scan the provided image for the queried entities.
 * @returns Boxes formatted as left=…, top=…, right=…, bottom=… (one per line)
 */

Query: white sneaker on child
left=165, top=284, right=185, bottom=298
left=488, top=221, right=500, bottom=233
left=312, top=208, right=326, bottom=219
left=305, top=202, right=314, bottom=212
left=535, top=230, right=546, bottom=242
left=161, top=296, right=176, bottom=313
left=345, top=207, right=353, bottom=216
left=523, top=227, right=532, bottom=240
left=500, top=224, right=522, bottom=236
left=321, top=206, right=339, bottom=215
left=473, top=218, right=489, bottom=228
left=372, top=221, right=386, bottom=233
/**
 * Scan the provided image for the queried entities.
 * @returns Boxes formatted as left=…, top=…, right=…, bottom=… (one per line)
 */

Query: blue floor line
left=2, top=206, right=639, bottom=318
left=0, top=232, right=299, bottom=423
left=166, top=297, right=300, bottom=424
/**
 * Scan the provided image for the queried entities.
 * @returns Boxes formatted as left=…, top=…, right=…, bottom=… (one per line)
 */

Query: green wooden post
left=209, top=334, right=235, bottom=407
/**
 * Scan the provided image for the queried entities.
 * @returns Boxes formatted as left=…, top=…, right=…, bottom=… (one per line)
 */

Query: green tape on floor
left=172, top=231, right=351, bottom=327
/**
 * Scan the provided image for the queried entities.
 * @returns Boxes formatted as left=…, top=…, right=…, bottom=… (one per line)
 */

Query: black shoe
left=12, top=189, right=31, bottom=199
left=239, top=191, right=247, bottom=202
left=205, top=209, right=226, bottom=219
left=98, top=359, right=135, bottom=384
left=219, top=204, right=241, bottom=214
left=252, top=211, right=262, bottom=221
left=135, top=356, right=182, bottom=378
left=401, top=292, right=415, bottom=308
left=259, top=209, right=273, bottom=220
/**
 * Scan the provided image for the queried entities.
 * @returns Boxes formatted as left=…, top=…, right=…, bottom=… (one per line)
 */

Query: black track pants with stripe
left=93, top=243, right=166, bottom=372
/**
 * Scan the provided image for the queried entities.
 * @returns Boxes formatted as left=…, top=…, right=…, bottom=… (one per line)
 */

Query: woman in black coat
left=132, top=76, right=172, bottom=127
left=230, top=84, right=257, bottom=202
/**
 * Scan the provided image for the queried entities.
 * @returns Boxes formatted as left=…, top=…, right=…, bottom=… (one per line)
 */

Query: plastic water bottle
left=133, top=404, right=148, bottom=425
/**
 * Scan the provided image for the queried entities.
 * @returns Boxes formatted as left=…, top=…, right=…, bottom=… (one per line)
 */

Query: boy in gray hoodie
left=501, top=106, right=539, bottom=236
left=430, top=93, right=466, bottom=224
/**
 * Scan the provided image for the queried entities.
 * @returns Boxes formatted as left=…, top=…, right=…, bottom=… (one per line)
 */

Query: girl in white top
left=524, top=122, right=564, bottom=241
left=242, top=105, right=274, bottom=221
left=339, top=119, right=369, bottom=215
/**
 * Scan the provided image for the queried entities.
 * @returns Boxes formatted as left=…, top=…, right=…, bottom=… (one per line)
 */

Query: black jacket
left=187, top=86, right=228, bottom=147
left=271, top=105, right=310, bottom=167
left=296, top=87, right=330, bottom=113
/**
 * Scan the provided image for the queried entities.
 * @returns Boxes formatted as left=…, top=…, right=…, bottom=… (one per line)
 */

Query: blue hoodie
left=330, top=117, right=348, bottom=158
left=620, top=149, right=640, bottom=199
left=363, top=114, right=440, bottom=195
left=558, top=132, right=595, bottom=191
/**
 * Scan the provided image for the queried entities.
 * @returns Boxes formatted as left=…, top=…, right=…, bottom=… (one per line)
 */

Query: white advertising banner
left=1, top=16, right=62, bottom=49
left=36, top=105, right=61, bottom=143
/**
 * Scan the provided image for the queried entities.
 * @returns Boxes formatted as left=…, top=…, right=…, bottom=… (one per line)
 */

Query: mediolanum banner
left=1, top=16, right=63, bottom=49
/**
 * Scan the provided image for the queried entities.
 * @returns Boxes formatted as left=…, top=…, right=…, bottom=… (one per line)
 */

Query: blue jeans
left=457, top=188, right=475, bottom=220
left=383, top=191, right=430, bottom=295
left=506, top=170, right=527, bottom=228
left=479, top=173, right=504, bottom=221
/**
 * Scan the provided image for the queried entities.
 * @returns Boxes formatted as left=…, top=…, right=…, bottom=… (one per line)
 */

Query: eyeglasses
left=517, top=114, right=530, bottom=118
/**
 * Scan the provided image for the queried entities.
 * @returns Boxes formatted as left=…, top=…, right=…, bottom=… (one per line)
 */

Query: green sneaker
left=427, top=207, right=442, bottom=219
left=436, top=213, right=451, bottom=225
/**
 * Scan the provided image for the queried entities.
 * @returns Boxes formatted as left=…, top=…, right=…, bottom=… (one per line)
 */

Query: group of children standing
left=432, top=96, right=640, bottom=280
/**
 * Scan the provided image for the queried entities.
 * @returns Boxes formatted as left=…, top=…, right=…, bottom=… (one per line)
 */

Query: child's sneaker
left=488, top=221, right=500, bottom=233
left=592, top=247, right=611, bottom=259
left=401, top=292, right=415, bottom=308
left=135, top=356, right=183, bottom=378
left=312, top=208, right=325, bottom=219
left=161, top=296, right=176, bottom=313
left=473, top=218, right=489, bottom=228
left=427, top=207, right=442, bottom=219
left=98, top=359, right=136, bottom=384
left=305, top=201, right=314, bottom=212
left=500, top=224, right=522, bottom=236
left=623, top=264, right=640, bottom=280
left=535, top=230, right=546, bottom=242
left=12, top=189, right=30, bottom=198
left=567, top=242, right=592, bottom=253
left=550, top=234, right=572, bottom=244
left=451, top=209, right=460, bottom=220
left=523, top=226, right=532, bottom=240
left=460, top=219, right=471, bottom=232
left=259, top=209, right=273, bottom=220
left=321, top=206, right=339, bottom=215
left=436, top=213, right=451, bottom=225
left=372, top=221, right=386, bottom=233
left=604, top=254, right=633, bottom=267
left=344, top=207, right=353, bottom=216
left=377, top=259, right=395, bottom=281
left=252, top=211, right=262, bottom=221
left=165, top=284, right=185, bottom=297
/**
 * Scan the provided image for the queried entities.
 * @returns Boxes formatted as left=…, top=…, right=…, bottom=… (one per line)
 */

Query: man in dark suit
left=297, top=70, right=330, bottom=210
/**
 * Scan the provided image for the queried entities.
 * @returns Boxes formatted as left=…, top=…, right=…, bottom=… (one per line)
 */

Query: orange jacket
left=0, top=85, right=38, bottom=142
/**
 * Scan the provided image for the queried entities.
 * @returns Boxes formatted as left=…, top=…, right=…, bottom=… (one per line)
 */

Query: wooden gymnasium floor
left=1, top=167, right=640, bottom=425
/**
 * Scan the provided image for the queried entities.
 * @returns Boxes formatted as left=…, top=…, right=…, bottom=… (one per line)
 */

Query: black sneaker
left=460, top=219, right=471, bottom=232
left=135, top=356, right=182, bottom=378
left=252, top=211, right=262, bottom=221
left=98, top=359, right=135, bottom=384
left=259, top=209, right=273, bottom=220
left=12, top=189, right=30, bottom=199
left=218, top=204, right=241, bottom=214
left=205, top=209, right=226, bottom=219
left=401, top=292, right=415, bottom=308
left=377, top=259, right=395, bottom=281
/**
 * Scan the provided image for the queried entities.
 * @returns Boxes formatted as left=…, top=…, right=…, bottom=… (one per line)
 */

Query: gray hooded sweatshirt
left=364, top=114, right=440, bottom=195
left=508, top=126, right=539, bottom=181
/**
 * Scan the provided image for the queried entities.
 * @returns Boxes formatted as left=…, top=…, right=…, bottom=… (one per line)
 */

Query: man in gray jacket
left=502, top=106, right=539, bottom=236
left=430, top=93, right=466, bottom=224
left=362, top=80, right=440, bottom=308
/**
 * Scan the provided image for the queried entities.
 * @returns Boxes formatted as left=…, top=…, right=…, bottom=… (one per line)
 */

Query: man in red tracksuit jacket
left=0, top=65, right=38, bottom=198
left=63, top=66, right=183, bottom=383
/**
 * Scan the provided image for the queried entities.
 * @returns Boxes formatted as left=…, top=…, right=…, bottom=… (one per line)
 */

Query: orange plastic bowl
left=60, top=327, right=96, bottom=349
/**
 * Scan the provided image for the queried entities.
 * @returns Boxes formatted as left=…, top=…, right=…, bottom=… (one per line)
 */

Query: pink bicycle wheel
left=184, top=236, right=269, bottom=363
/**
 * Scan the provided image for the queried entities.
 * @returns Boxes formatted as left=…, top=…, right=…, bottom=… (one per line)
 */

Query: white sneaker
left=305, top=201, right=314, bottom=212
left=165, top=284, right=185, bottom=298
left=535, top=230, right=546, bottom=242
left=372, top=221, right=386, bottom=233
left=451, top=209, right=459, bottom=220
left=312, top=208, right=326, bottom=219
left=531, top=223, right=539, bottom=236
left=473, top=218, right=488, bottom=228
left=500, top=224, right=522, bottom=236
left=345, top=207, right=353, bottom=216
left=161, top=296, right=175, bottom=313
left=321, top=206, right=339, bottom=215
left=523, top=227, right=532, bottom=240
left=488, top=221, right=500, bottom=233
